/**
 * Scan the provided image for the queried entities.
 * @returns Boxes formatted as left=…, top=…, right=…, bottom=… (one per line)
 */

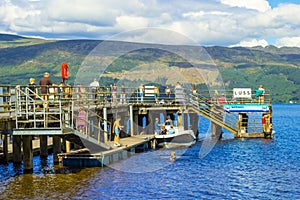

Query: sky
left=1, top=0, right=300, bottom=47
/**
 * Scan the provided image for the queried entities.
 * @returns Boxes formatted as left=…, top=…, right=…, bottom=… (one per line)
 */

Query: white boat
left=154, top=127, right=196, bottom=148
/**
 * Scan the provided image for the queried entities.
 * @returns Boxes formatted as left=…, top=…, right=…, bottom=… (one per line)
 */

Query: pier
left=0, top=84, right=273, bottom=170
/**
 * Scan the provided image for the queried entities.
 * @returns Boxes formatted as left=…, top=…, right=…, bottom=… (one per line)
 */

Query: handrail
left=1, top=85, right=272, bottom=111
left=188, top=93, right=238, bottom=134
left=15, top=85, right=62, bottom=129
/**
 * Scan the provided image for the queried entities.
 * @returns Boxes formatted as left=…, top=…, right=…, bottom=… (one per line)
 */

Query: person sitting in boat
left=160, top=125, right=168, bottom=135
left=165, top=115, right=173, bottom=130
left=168, top=125, right=175, bottom=134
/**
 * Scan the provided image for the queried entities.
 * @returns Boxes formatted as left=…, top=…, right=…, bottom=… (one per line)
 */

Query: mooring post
left=39, top=135, right=48, bottom=158
left=23, top=136, right=33, bottom=173
left=53, top=136, right=61, bottom=163
left=13, top=135, right=22, bottom=164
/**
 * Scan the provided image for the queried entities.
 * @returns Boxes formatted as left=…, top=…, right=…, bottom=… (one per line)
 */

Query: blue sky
left=1, top=0, right=300, bottom=47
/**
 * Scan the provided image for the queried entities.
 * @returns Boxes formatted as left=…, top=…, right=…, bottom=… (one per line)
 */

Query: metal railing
left=189, top=93, right=239, bottom=134
left=72, top=107, right=112, bottom=144
left=15, top=85, right=62, bottom=129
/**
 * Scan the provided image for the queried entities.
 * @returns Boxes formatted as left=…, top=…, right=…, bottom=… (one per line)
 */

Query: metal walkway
left=188, top=94, right=238, bottom=135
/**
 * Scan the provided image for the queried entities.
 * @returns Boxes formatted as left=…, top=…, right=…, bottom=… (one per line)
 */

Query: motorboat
left=154, top=126, right=196, bottom=148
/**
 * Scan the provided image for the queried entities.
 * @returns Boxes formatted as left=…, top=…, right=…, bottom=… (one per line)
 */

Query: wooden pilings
left=13, top=135, right=22, bottom=164
left=2, top=133, right=8, bottom=163
left=22, top=136, right=33, bottom=173
left=40, top=135, right=48, bottom=158
left=53, top=136, right=61, bottom=163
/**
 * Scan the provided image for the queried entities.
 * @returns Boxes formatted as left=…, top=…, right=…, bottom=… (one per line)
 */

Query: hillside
left=0, top=34, right=299, bottom=103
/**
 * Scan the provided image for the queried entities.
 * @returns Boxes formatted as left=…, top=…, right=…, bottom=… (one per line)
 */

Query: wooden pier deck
left=58, top=135, right=154, bottom=167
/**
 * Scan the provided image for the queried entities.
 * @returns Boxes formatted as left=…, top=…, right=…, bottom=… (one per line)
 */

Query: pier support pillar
left=2, top=133, right=8, bottom=163
left=129, top=105, right=134, bottom=137
left=177, top=113, right=182, bottom=127
left=183, top=113, right=189, bottom=130
left=53, top=136, right=61, bottom=163
left=211, top=122, right=222, bottom=139
left=13, top=135, right=22, bottom=164
left=103, top=107, right=108, bottom=143
left=190, top=113, right=199, bottom=138
left=40, top=135, right=48, bottom=158
left=134, top=112, right=139, bottom=135
left=66, top=140, right=71, bottom=153
left=23, top=136, right=33, bottom=173
left=148, top=111, right=154, bottom=134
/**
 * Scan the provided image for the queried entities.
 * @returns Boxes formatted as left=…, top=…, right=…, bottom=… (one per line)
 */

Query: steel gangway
left=188, top=94, right=238, bottom=135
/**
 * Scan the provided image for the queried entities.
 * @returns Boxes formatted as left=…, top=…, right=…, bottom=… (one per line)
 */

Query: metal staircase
left=13, top=86, right=111, bottom=151
left=14, top=85, right=62, bottom=135
left=188, top=94, right=238, bottom=134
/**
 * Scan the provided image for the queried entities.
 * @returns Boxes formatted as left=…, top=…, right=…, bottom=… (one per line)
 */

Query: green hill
left=0, top=34, right=299, bottom=103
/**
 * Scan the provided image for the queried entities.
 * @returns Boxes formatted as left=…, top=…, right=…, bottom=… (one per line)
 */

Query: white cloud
left=0, top=0, right=300, bottom=47
left=275, top=37, right=300, bottom=47
left=230, top=39, right=269, bottom=47
left=220, top=0, right=271, bottom=12
left=116, top=16, right=149, bottom=30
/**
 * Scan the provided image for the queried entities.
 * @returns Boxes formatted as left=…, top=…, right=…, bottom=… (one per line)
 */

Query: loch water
left=0, top=104, right=299, bottom=199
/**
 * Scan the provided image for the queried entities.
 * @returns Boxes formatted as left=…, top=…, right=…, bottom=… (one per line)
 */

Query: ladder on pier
left=13, top=86, right=111, bottom=151
left=188, top=94, right=238, bottom=135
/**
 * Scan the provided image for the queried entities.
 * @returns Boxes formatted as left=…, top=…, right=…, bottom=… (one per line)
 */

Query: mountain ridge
left=0, top=34, right=299, bottom=103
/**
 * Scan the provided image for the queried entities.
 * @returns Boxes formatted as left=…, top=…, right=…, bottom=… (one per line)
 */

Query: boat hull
left=155, top=130, right=196, bottom=148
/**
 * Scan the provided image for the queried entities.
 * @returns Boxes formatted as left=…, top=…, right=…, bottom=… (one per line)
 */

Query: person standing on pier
left=28, top=78, right=38, bottom=99
left=39, top=72, right=53, bottom=100
left=154, top=85, right=159, bottom=104
left=154, top=117, right=162, bottom=135
left=112, top=83, right=117, bottom=104
left=89, top=78, right=99, bottom=99
left=138, top=84, right=144, bottom=103
left=175, top=82, right=184, bottom=104
left=120, top=83, right=126, bottom=104
left=165, top=85, right=171, bottom=103
left=257, top=84, right=265, bottom=104
left=77, top=107, right=87, bottom=133
left=113, top=118, right=123, bottom=147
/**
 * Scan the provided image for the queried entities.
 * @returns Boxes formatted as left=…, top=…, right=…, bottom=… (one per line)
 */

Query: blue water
left=0, top=104, right=299, bottom=199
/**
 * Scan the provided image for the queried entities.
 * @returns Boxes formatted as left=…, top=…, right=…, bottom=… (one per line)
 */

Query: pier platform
left=0, top=84, right=274, bottom=171
left=58, top=135, right=154, bottom=167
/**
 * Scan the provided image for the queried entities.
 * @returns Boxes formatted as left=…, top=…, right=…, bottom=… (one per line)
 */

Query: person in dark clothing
left=28, top=78, right=38, bottom=99
left=160, top=125, right=168, bottom=135
left=39, top=72, right=53, bottom=100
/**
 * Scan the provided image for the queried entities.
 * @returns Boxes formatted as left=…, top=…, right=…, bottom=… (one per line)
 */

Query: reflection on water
left=0, top=105, right=299, bottom=199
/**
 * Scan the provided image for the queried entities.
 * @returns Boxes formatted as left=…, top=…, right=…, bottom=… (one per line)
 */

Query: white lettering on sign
left=233, top=88, right=252, bottom=98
